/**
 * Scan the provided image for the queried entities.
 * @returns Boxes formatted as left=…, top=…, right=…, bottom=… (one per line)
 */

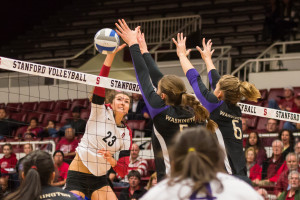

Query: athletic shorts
left=65, top=170, right=110, bottom=199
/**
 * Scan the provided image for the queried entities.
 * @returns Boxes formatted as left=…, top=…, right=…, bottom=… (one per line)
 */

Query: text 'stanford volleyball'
left=94, top=28, right=120, bottom=54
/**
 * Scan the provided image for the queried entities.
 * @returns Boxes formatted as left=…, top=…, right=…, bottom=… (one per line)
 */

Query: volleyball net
left=0, top=56, right=299, bottom=197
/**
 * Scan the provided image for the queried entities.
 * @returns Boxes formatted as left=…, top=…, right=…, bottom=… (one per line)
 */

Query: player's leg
left=91, top=186, right=117, bottom=200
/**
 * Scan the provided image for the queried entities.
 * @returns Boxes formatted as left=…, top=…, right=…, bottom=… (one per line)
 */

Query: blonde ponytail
left=182, top=93, right=218, bottom=132
left=239, top=81, right=261, bottom=102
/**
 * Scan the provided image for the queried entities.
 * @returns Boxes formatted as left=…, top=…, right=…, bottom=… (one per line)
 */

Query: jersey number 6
left=103, top=131, right=117, bottom=147
left=232, top=120, right=242, bottom=140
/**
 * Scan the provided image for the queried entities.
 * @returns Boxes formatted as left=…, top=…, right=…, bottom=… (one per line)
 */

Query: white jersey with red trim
left=76, top=102, right=132, bottom=176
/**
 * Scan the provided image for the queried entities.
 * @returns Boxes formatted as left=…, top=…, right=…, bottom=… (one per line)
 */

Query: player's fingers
left=211, top=49, right=215, bottom=55
left=115, top=23, right=124, bottom=33
left=172, top=38, right=178, bottom=46
left=122, top=19, right=130, bottom=30
left=207, top=39, right=211, bottom=47
left=186, top=49, right=191, bottom=56
left=115, top=29, right=123, bottom=38
left=196, top=46, right=203, bottom=53
left=202, top=38, right=206, bottom=48
left=118, top=19, right=126, bottom=31
left=183, top=36, right=187, bottom=43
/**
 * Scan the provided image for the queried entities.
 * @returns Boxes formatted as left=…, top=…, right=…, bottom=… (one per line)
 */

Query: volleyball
left=94, top=28, right=120, bottom=54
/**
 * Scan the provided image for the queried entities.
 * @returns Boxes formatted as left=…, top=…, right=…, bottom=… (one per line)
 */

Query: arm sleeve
left=129, top=44, right=168, bottom=119
left=142, top=53, right=164, bottom=88
left=113, top=150, right=130, bottom=178
left=186, top=68, right=223, bottom=113
left=92, top=64, right=111, bottom=105
left=208, top=69, right=221, bottom=91
left=137, top=159, right=148, bottom=177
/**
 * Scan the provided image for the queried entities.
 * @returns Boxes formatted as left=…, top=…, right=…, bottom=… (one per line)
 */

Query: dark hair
left=127, top=170, right=141, bottom=180
left=159, top=75, right=217, bottom=132
left=268, top=118, right=279, bottom=125
left=72, top=106, right=81, bottom=113
left=168, top=127, right=224, bottom=198
left=279, top=129, right=294, bottom=147
left=4, top=150, right=55, bottom=200
left=30, top=117, right=38, bottom=124
left=245, top=132, right=264, bottom=150
left=53, top=150, right=64, bottom=158
left=47, top=120, right=56, bottom=126
left=107, top=90, right=131, bottom=104
left=3, top=143, right=13, bottom=151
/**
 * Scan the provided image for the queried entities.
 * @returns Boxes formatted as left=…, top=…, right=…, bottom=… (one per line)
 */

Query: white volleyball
left=94, top=28, right=120, bottom=54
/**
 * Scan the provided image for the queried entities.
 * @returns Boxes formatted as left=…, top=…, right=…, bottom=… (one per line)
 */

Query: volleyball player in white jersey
left=141, top=127, right=263, bottom=200
left=65, top=44, right=133, bottom=200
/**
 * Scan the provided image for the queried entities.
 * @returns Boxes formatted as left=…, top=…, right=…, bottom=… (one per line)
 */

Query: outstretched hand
left=115, top=19, right=140, bottom=47
left=137, top=30, right=148, bottom=54
left=172, top=33, right=191, bottom=58
left=196, top=38, right=215, bottom=61
left=112, top=43, right=127, bottom=54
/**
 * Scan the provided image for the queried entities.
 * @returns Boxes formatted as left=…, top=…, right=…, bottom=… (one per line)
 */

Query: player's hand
left=112, top=43, right=127, bottom=55
left=115, top=19, right=140, bottom=47
left=196, top=38, right=215, bottom=61
left=137, top=30, right=148, bottom=54
left=172, top=33, right=191, bottom=58
left=98, top=148, right=112, bottom=160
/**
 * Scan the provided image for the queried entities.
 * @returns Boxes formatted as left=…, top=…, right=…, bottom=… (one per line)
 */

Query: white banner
left=238, top=103, right=300, bottom=123
left=0, top=56, right=140, bottom=94
left=0, top=56, right=299, bottom=123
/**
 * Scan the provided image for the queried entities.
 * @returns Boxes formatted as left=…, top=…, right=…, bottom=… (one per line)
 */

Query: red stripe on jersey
left=94, top=64, right=111, bottom=97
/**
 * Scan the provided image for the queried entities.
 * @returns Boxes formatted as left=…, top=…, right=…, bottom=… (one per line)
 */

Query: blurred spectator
left=0, top=108, right=26, bottom=140
left=284, top=92, right=300, bottom=132
left=128, top=94, right=145, bottom=120
left=266, top=118, right=280, bottom=133
left=257, top=140, right=286, bottom=186
left=0, top=177, right=10, bottom=199
left=0, top=144, right=17, bottom=176
left=257, top=188, right=269, bottom=200
left=114, top=143, right=148, bottom=187
left=56, top=127, right=79, bottom=164
left=245, top=132, right=267, bottom=166
left=275, top=152, right=299, bottom=197
left=278, top=171, right=300, bottom=200
left=63, top=106, right=86, bottom=136
left=119, top=170, right=147, bottom=200
left=279, top=129, right=295, bottom=158
left=242, top=118, right=250, bottom=134
left=294, top=141, right=300, bottom=160
left=246, top=147, right=262, bottom=181
left=42, top=120, right=59, bottom=138
left=269, top=87, right=294, bottom=111
left=19, top=118, right=43, bottom=138
left=16, top=143, right=33, bottom=173
left=51, top=150, right=69, bottom=187
left=145, top=172, right=157, bottom=190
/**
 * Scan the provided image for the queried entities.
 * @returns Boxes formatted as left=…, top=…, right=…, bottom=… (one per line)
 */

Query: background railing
left=29, top=15, right=202, bottom=68
left=232, top=41, right=300, bottom=81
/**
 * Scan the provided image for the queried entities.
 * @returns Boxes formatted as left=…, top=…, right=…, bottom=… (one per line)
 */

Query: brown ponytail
left=218, top=75, right=261, bottom=105
left=182, top=93, right=218, bottom=133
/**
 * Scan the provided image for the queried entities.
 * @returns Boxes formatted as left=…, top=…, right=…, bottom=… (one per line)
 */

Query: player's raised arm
left=196, top=38, right=220, bottom=90
left=137, top=30, right=163, bottom=88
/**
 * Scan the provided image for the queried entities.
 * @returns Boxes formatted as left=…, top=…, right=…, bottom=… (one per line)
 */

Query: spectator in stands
left=245, top=132, right=267, bottom=166
left=21, top=117, right=43, bottom=138
left=119, top=170, right=147, bottom=200
left=256, top=140, right=286, bottom=186
left=4, top=150, right=82, bottom=200
left=245, top=147, right=262, bottom=181
left=284, top=92, right=300, bottom=132
left=51, top=150, right=69, bottom=187
left=42, top=120, right=59, bottom=138
left=294, top=141, right=300, bottom=160
left=279, top=129, right=295, bottom=158
left=64, top=106, right=86, bottom=136
left=145, top=172, right=157, bottom=190
left=16, top=143, right=33, bottom=173
left=269, top=87, right=295, bottom=111
left=128, top=93, right=145, bottom=120
left=242, top=118, right=250, bottom=134
left=275, top=152, right=299, bottom=197
left=266, top=118, right=280, bottom=133
left=0, top=108, right=25, bottom=140
left=0, top=144, right=17, bottom=176
left=257, top=188, right=269, bottom=200
left=56, top=127, right=79, bottom=164
left=278, top=171, right=300, bottom=200
left=114, top=143, right=148, bottom=187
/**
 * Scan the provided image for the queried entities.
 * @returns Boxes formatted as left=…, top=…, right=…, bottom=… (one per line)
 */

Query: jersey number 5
left=232, top=120, right=242, bottom=140
left=103, top=131, right=117, bottom=147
